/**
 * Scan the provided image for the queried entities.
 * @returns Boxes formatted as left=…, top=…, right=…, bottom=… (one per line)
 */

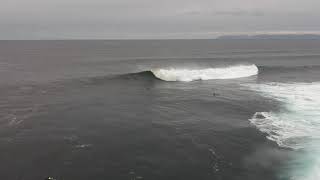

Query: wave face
left=245, top=82, right=320, bottom=180
left=150, top=64, right=258, bottom=82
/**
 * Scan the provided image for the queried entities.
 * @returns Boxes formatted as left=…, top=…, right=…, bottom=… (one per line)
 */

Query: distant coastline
left=216, top=34, right=320, bottom=40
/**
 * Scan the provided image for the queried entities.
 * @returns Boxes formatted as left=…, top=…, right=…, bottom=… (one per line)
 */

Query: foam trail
left=151, top=64, right=258, bottom=82
left=245, top=82, right=320, bottom=180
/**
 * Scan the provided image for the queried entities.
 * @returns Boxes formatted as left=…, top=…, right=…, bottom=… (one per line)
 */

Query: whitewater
left=151, top=63, right=320, bottom=179
left=151, top=64, right=258, bottom=82
left=245, top=82, right=320, bottom=180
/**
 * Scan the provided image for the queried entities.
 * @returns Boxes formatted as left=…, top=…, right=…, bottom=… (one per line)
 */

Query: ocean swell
left=151, top=64, right=258, bottom=82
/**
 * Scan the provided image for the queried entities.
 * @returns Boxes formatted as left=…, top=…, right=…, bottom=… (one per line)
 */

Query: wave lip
left=150, top=64, right=258, bottom=82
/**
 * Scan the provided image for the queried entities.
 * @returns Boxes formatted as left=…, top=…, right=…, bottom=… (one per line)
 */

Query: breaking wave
left=245, top=82, right=320, bottom=180
left=150, top=64, right=258, bottom=82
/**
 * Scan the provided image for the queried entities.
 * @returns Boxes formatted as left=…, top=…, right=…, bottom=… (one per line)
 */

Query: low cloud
left=0, top=0, right=320, bottom=39
left=181, top=10, right=265, bottom=17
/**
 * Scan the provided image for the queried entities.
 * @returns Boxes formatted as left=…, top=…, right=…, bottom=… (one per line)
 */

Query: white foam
left=245, top=82, right=320, bottom=179
left=151, top=64, right=258, bottom=82
left=246, top=82, right=320, bottom=149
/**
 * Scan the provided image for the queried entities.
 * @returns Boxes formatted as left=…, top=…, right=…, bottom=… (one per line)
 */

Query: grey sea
left=1, top=40, right=320, bottom=180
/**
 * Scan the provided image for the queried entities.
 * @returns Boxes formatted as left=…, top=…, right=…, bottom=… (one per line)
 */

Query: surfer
left=212, top=89, right=219, bottom=97
left=45, top=177, right=56, bottom=180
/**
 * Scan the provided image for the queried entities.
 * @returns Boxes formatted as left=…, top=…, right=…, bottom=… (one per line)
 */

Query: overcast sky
left=1, top=0, right=320, bottom=39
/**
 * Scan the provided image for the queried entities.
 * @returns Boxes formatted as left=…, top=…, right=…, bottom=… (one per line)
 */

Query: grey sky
left=1, top=0, right=320, bottom=39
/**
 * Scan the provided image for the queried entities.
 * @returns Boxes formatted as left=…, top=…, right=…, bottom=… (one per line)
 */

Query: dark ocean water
left=1, top=40, right=320, bottom=180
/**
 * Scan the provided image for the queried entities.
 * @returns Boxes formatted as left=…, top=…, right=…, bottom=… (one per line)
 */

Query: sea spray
left=151, top=64, right=258, bottom=82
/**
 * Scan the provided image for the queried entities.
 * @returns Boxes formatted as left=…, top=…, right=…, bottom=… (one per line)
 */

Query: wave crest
left=150, top=64, right=258, bottom=82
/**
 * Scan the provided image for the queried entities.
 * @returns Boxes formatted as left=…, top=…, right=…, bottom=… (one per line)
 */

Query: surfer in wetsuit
left=212, top=89, right=218, bottom=96
left=45, top=177, right=56, bottom=180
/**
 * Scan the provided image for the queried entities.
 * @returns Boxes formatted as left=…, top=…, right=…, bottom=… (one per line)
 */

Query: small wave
left=150, top=64, right=258, bottom=82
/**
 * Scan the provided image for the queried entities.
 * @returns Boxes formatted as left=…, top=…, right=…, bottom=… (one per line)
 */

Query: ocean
left=0, top=40, right=320, bottom=180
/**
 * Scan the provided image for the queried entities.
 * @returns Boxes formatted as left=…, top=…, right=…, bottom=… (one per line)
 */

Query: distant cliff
left=217, top=34, right=320, bottom=40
